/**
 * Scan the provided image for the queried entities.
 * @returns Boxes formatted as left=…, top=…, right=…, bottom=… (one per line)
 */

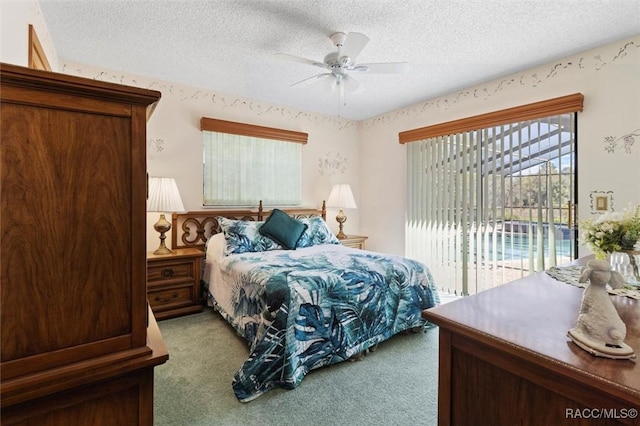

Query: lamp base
left=336, top=209, right=347, bottom=240
left=153, top=245, right=172, bottom=255
left=153, top=213, right=172, bottom=255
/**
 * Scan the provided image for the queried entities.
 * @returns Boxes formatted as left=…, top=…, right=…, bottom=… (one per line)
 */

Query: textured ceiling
left=39, top=0, right=640, bottom=121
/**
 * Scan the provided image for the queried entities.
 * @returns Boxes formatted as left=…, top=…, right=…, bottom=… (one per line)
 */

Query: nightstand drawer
left=148, top=261, right=194, bottom=285
left=148, top=285, right=194, bottom=310
left=340, top=235, right=368, bottom=249
left=147, top=248, right=203, bottom=320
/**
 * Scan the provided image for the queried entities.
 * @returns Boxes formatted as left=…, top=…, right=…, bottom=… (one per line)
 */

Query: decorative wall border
left=61, top=38, right=638, bottom=134
left=61, top=63, right=357, bottom=131
left=363, top=39, right=639, bottom=130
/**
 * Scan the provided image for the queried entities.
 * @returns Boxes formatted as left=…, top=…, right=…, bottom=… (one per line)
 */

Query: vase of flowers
left=580, top=204, right=640, bottom=286
left=580, top=204, right=640, bottom=259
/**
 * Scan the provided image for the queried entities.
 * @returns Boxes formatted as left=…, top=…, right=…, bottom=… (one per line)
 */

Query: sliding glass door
left=406, top=113, right=577, bottom=295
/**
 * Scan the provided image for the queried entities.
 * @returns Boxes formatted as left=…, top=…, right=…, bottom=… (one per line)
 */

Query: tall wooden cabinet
left=0, top=63, right=168, bottom=425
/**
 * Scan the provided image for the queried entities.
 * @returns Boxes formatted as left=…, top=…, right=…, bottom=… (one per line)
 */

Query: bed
left=171, top=202, right=440, bottom=402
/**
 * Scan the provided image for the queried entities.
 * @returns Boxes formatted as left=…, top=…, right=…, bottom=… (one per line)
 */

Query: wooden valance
left=399, top=93, right=584, bottom=144
left=201, top=117, right=308, bottom=144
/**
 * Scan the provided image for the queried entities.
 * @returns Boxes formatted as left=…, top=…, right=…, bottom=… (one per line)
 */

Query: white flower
left=579, top=203, right=640, bottom=258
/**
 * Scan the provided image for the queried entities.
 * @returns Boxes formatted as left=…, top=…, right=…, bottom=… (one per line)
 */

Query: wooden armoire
left=0, top=63, right=168, bottom=424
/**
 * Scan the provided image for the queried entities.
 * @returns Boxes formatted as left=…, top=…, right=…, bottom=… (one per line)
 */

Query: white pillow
left=206, top=232, right=226, bottom=261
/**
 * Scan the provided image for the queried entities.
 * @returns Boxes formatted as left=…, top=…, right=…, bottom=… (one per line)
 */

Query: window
left=201, top=118, right=307, bottom=206
left=401, top=94, right=583, bottom=295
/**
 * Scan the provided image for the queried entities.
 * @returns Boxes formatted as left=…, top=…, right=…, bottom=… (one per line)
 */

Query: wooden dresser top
left=423, top=257, right=640, bottom=401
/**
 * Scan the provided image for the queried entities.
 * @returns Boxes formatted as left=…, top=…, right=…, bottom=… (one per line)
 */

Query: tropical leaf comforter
left=205, top=243, right=440, bottom=402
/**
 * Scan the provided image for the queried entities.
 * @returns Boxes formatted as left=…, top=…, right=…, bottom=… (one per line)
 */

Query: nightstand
left=147, top=247, right=203, bottom=320
left=339, top=235, right=368, bottom=249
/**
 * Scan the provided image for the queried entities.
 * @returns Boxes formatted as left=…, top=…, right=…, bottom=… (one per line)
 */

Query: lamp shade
left=147, top=177, right=185, bottom=212
left=326, top=184, right=357, bottom=209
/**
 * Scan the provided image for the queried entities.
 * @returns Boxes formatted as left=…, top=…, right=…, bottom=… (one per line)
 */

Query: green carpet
left=154, top=307, right=440, bottom=426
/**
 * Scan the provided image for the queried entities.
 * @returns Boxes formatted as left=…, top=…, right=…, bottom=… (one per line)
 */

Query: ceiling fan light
left=314, top=73, right=337, bottom=92
left=343, top=75, right=361, bottom=94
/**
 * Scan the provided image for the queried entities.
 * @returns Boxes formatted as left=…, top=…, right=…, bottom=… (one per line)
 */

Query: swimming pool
left=470, top=232, right=573, bottom=261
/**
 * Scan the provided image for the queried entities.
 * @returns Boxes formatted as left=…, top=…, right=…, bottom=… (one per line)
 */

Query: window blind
left=201, top=118, right=306, bottom=206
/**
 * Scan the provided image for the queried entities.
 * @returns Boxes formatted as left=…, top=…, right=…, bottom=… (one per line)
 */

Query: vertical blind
left=402, top=94, right=583, bottom=295
left=201, top=118, right=307, bottom=206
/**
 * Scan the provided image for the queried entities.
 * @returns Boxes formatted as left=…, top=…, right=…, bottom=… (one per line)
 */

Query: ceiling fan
left=276, top=32, right=409, bottom=104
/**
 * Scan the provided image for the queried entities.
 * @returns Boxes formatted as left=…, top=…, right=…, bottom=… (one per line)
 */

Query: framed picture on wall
left=589, top=190, right=613, bottom=213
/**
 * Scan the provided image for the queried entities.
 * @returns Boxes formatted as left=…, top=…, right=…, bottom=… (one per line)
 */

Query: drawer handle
left=161, top=268, right=174, bottom=278
left=155, top=292, right=179, bottom=303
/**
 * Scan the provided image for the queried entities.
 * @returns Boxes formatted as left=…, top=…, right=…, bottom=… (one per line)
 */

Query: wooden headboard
left=171, top=200, right=327, bottom=250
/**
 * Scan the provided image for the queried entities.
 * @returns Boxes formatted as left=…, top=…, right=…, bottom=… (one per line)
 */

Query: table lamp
left=326, top=183, right=357, bottom=239
left=147, top=177, right=185, bottom=255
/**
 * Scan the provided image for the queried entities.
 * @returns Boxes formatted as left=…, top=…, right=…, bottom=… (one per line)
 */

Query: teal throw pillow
left=259, top=209, right=308, bottom=250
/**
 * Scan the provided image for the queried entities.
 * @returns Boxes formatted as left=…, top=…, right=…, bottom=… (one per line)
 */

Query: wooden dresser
left=147, top=248, right=204, bottom=320
left=422, top=257, right=640, bottom=425
left=1, top=63, right=168, bottom=425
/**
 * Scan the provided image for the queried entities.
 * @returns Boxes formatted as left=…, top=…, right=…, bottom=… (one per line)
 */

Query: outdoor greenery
left=498, top=161, right=573, bottom=224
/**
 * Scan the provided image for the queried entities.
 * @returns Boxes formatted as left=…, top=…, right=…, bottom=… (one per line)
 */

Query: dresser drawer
left=148, top=260, right=195, bottom=285
left=148, top=285, right=194, bottom=310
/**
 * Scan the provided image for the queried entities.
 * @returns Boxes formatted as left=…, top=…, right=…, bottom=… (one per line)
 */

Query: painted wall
left=0, top=0, right=58, bottom=70
left=359, top=35, right=640, bottom=258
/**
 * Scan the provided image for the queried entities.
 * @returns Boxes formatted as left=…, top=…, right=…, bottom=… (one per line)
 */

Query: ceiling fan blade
left=356, top=62, right=410, bottom=74
left=290, top=72, right=332, bottom=88
left=340, top=32, right=369, bottom=60
left=275, top=53, right=327, bottom=68
left=342, top=75, right=363, bottom=94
